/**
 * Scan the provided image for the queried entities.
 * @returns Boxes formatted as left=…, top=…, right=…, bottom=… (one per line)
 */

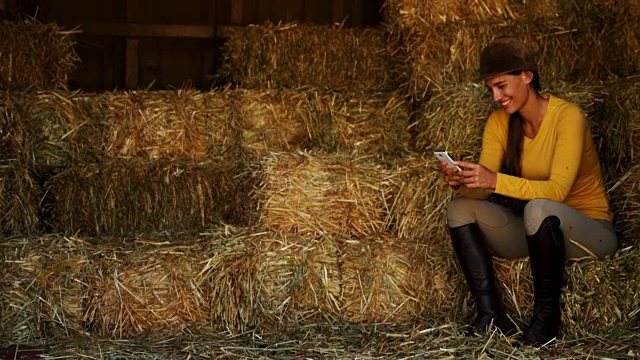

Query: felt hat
left=478, top=37, right=537, bottom=81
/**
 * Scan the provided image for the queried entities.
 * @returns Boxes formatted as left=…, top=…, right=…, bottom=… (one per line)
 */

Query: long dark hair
left=503, top=70, right=541, bottom=177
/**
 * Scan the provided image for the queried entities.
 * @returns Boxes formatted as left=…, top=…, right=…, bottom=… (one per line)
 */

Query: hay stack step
left=1, top=232, right=638, bottom=343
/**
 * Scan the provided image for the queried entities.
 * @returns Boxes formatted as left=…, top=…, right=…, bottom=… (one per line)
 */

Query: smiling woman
left=437, top=37, right=619, bottom=347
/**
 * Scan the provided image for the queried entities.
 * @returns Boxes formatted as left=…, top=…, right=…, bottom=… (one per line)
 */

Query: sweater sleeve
left=457, top=111, right=507, bottom=200
left=494, top=104, right=585, bottom=201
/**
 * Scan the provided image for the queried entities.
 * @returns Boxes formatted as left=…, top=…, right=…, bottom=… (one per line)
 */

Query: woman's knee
left=523, top=199, right=559, bottom=235
left=447, top=197, right=484, bottom=228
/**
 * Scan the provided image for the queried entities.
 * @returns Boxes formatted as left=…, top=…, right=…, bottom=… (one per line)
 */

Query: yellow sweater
left=460, top=95, right=612, bottom=221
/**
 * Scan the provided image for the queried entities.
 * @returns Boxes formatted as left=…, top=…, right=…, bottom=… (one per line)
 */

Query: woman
left=439, top=37, right=618, bottom=346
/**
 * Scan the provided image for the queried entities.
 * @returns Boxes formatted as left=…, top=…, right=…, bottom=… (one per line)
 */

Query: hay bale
left=591, top=76, right=640, bottom=178
left=492, top=246, right=640, bottom=336
left=236, top=89, right=314, bottom=155
left=339, top=234, right=458, bottom=324
left=84, top=238, right=210, bottom=338
left=393, top=21, right=628, bottom=100
left=0, top=20, right=79, bottom=90
left=255, top=233, right=341, bottom=330
left=608, top=165, right=640, bottom=247
left=198, top=230, right=262, bottom=333
left=385, top=154, right=454, bottom=246
left=218, top=22, right=398, bottom=93
left=238, top=89, right=411, bottom=159
left=0, top=164, right=42, bottom=235
left=382, top=0, right=520, bottom=29
left=100, top=89, right=242, bottom=161
left=46, top=159, right=256, bottom=236
left=0, top=91, right=103, bottom=169
left=255, top=151, right=398, bottom=238
left=0, top=236, right=88, bottom=344
left=309, top=91, right=412, bottom=159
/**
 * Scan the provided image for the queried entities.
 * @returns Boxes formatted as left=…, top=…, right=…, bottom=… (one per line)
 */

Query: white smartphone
left=433, top=151, right=461, bottom=171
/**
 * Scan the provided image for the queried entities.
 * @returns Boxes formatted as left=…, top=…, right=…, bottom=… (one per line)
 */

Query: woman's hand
left=455, top=161, right=498, bottom=190
left=438, top=161, right=463, bottom=189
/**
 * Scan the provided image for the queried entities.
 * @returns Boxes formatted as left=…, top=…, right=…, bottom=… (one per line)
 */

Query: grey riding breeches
left=446, top=197, right=619, bottom=260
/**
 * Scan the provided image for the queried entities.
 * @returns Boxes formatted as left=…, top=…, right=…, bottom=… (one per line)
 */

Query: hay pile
left=0, top=20, right=79, bottom=90
left=0, top=91, right=103, bottom=170
left=46, top=159, right=256, bottom=236
left=0, top=164, right=42, bottom=235
left=218, top=22, right=398, bottom=93
left=100, top=89, right=241, bottom=161
left=254, top=151, right=398, bottom=238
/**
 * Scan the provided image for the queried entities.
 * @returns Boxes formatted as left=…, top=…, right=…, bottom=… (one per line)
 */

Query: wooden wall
left=12, top=0, right=384, bottom=91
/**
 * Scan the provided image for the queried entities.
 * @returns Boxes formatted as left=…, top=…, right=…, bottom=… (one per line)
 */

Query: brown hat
left=478, top=37, right=537, bottom=81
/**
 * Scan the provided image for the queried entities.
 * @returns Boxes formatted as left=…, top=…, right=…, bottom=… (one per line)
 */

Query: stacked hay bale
left=219, top=22, right=444, bottom=329
left=0, top=20, right=80, bottom=236
left=383, top=0, right=640, bottom=335
left=0, top=20, right=79, bottom=91
left=43, top=89, right=258, bottom=235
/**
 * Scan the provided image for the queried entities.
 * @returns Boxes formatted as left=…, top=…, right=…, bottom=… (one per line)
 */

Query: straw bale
left=339, top=234, right=459, bottom=324
left=0, top=20, right=79, bottom=90
left=238, top=89, right=412, bottom=159
left=396, top=21, right=621, bottom=100
left=591, top=76, right=640, bottom=178
left=198, top=231, right=262, bottom=333
left=46, top=158, right=256, bottom=236
left=0, top=164, right=42, bottom=235
left=0, top=91, right=104, bottom=169
left=0, top=236, right=89, bottom=344
left=255, top=233, right=341, bottom=330
left=218, top=22, right=398, bottom=93
left=608, top=165, right=640, bottom=247
left=100, top=89, right=241, bottom=161
left=491, top=246, right=640, bottom=336
left=413, top=83, right=493, bottom=159
left=236, top=89, right=312, bottom=155
left=310, top=91, right=412, bottom=159
left=255, top=151, right=398, bottom=238
left=385, top=154, right=455, bottom=246
left=382, top=0, right=520, bottom=29
left=84, top=238, right=210, bottom=338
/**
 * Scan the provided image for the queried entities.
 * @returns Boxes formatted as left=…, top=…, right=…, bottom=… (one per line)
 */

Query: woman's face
left=484, top=71, right=533, bottom=115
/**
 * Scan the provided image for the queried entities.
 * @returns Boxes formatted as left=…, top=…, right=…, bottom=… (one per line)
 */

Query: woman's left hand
left=455, top=161, right=498, bottom=190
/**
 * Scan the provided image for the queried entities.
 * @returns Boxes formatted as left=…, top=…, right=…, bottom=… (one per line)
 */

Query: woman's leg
left=523, top=199, right=619, bottom=259
left=446, top=197, right=522, bottom=334
left=447, top=196, right=528, bottom=259
left=520, top=199, right=618, bottom=345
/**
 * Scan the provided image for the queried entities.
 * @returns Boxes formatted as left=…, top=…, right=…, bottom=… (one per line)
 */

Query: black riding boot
left=450, top=223, right=516, bottom=335
left=521, top=216, right=565, bottom=346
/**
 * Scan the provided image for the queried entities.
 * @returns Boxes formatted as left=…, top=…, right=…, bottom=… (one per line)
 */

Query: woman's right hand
left=439, top=161, right=462, bottom=190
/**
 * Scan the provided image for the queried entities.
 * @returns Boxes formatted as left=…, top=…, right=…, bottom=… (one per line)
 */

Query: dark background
left=0, top=0, right=385, bottom=91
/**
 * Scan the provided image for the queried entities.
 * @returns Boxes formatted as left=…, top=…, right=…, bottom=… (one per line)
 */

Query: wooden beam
left=125, top=38, right=140, bottom=89
left=333, top=0, right=346, bottom=23
left=83, top=23, right=217, bottom=38
left=231, top=0, right=243, bottom=24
